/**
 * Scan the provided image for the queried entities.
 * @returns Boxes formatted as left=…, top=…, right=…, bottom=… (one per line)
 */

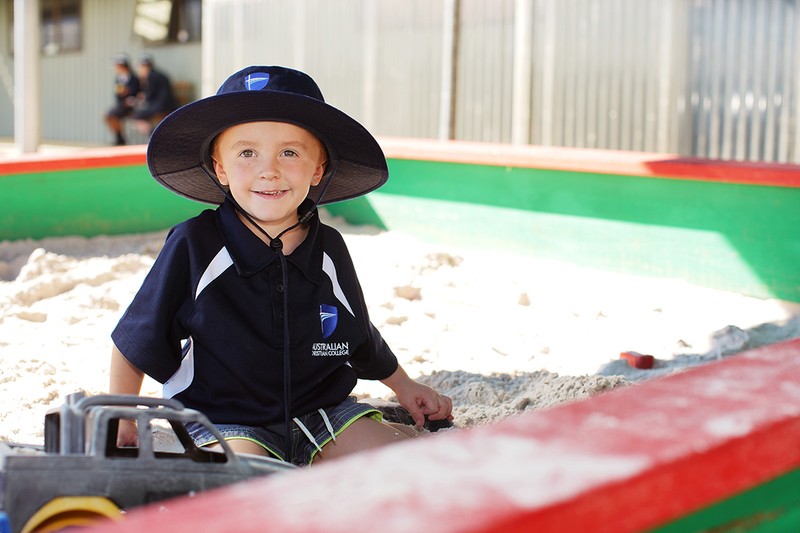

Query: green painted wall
left=329, top=159, right=800, bottom=303
left=1, top=166, right=205, bottom=240
left=3, top=158, right=799, bottom=302
left=650, top=467, right=800, bottom=532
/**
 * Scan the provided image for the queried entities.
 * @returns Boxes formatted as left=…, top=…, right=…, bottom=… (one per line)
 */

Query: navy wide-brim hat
left=146, top=66, right=388, bottom=205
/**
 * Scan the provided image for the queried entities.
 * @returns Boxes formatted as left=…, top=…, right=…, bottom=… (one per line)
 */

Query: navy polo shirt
left=112, top=199, right=398, bottom=426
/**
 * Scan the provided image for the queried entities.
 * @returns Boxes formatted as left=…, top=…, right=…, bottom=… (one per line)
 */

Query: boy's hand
left=382, top=365, right=454, bottom=427
left=116, top=419, right=139, bottom=448
left=396, top=382, right=454, bottom=427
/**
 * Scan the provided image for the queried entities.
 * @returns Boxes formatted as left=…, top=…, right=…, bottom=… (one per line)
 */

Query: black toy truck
left=0, top=392, right=293, bottom=532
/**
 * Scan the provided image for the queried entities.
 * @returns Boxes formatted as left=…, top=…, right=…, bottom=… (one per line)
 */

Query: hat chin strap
left=200, top=160, right=338, bottom=249
left=200, top=160, right=338, bottom=464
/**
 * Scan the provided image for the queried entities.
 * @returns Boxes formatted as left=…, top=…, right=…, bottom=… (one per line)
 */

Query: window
left=132, top=0, right=201, bottom=44
left=42, top=0, right=82, bottom=54
left=8, top=0, right=82, bottom=55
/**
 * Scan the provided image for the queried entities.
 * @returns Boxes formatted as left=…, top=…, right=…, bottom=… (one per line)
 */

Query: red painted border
left=0, top=145, right=146, bottom=175
left=380, top=137, right=800, bottom=188
left=3, top=139, right=799, bottom=188
left=97, top=339, right=800, bottom=533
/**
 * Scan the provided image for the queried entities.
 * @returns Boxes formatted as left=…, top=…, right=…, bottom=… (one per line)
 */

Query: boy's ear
left=311, top=161, right=326, bottom=187
left=213, top=158, right=229, bottom=186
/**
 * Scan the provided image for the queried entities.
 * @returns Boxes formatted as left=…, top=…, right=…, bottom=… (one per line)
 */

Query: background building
left=2, top=0, right=799, bottom=163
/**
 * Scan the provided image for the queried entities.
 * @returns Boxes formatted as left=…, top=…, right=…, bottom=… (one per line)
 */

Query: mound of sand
left=1, top=213, right=798, bottom=443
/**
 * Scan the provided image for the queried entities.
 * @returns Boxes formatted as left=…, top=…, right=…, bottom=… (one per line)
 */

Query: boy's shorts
left=186, top=397, right=381, bottom=466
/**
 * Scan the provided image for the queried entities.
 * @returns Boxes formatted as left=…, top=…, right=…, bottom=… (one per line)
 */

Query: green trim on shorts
left=200, top=436, right=284, bottom=461
left=308, top=409, right=383, bottom=465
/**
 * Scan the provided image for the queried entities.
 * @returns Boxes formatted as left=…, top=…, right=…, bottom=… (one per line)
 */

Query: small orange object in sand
left=620, top=351, right=655, bottom=369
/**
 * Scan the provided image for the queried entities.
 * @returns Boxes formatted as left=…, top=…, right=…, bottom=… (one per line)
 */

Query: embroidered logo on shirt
left=312, top=342, right=349, bottom=357
left=320, top=304, right=338, bottom=339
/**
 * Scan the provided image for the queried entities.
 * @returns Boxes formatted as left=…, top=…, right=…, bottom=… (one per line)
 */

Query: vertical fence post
left=794, top=1, right=800, bottom=163
left=362, top=0, right=378, bottom=132
left=200, top=0, right=216, bottom=97
left=538, top=0, right=556, bottom=146
left=232, top=1, right=245, bottom=70
left=512, top=0, right=533, bottom=145
left=439, top=0, right=459, bottom=140
left=13, top=0, right=40, bottom=154
left=656, top=0, right=674, bottom=153
left=292, top=0, right=307, bottom=71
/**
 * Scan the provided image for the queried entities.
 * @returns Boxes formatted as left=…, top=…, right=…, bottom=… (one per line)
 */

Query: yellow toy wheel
left=21, top=496, right=123, bottom=533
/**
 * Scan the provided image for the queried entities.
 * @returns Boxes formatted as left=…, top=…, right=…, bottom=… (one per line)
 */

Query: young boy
left=109, top=65, right=453, bottom=466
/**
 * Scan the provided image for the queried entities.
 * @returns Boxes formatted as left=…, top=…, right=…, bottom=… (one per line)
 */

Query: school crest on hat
left=244, top=72, right=270, bottom=91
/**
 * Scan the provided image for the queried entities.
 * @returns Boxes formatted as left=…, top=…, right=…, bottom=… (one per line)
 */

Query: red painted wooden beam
left=379, top=137, right=800, bottom=188
left=0, top=146, right=146, bottom=175
left=96, top=338, right=800, bottom=533
left=3, top=139, right=800, bottom=188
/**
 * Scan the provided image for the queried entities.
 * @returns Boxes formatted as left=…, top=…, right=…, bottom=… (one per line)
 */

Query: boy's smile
left=212, top=121, right=326, bottom=242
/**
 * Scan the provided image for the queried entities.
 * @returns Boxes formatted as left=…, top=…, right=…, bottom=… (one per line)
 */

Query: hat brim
left=146, top=91, right=388, bottom=205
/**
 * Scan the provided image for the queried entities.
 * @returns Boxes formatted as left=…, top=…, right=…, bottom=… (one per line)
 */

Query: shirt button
left=276, top=283, right=284, bottom=293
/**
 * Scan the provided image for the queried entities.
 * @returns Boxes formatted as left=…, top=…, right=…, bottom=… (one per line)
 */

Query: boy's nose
left=259, top=158, right=280, bottom=179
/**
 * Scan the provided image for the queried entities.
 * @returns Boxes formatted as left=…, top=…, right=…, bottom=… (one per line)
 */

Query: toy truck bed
left=0, top=393, right=293, bottom=533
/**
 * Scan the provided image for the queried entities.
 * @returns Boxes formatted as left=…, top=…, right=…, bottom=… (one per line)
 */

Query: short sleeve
left=349, top=321, right=399, bottom=380
left=111, top=227, right=193, bottom=383
left=321, top=227, right=398, bottom=380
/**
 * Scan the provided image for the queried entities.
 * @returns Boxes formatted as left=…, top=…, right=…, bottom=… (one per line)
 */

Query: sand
left=1, top=212, right=799, bottom=444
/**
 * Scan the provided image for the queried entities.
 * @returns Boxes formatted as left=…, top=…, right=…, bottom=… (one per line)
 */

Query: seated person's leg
left=188, top=422, right=283, bottom=460
left=131, top=112, right=168, bottom=136
left=313, top=416, right=416, bottom=465
left=133, top=118, right=152, bottom=135
left=206, top=439, right=272, bottom=457
left=106, top=104, right=130, bottom=145
left=148, top=112, right=169, bottom=135
left=131, top=108, right=154, bottom=135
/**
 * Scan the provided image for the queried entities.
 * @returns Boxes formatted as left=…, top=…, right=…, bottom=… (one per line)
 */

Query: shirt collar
left=217, top=198, right=322, bottom=283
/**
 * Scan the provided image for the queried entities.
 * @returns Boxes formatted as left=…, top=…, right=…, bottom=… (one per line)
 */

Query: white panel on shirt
left=164, top=247, right=233, bottom=398
left=322, top=252, right=355, bottom=317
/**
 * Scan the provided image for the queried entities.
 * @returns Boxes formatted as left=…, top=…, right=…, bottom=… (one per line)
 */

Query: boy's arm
left=110, top=344, right=145, bottom=395
left=109, top=345, right=145, bottom=446
left=381, top=364, right=453, bottom=427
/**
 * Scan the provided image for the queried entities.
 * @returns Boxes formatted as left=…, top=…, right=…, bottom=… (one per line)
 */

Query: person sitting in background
left=130, top=54, right=177, bottom=137
left=104, top=54, right=141, bottom=146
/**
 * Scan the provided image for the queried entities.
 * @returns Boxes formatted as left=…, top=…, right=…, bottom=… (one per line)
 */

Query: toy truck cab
left=0, top=392, right=293, bottom=533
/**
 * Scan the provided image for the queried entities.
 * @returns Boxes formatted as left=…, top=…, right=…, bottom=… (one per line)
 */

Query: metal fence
left=686, top=0, right=800, bottom=162
left=2, top=0, right=798, bottom=163
left=203, top=0, right=800, bottom=164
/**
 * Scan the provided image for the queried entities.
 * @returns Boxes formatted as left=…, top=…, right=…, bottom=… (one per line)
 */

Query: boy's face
left=212, top=121, right=326, bottom=234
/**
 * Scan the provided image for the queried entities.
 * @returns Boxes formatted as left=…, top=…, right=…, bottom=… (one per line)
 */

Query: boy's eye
left=280, top=149, right=298, bottom=157
left=239, top=149, right=256, bottom=158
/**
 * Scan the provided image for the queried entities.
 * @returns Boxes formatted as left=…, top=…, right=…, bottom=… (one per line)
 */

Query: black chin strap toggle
left=270, top=238, right=283, bottom=252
